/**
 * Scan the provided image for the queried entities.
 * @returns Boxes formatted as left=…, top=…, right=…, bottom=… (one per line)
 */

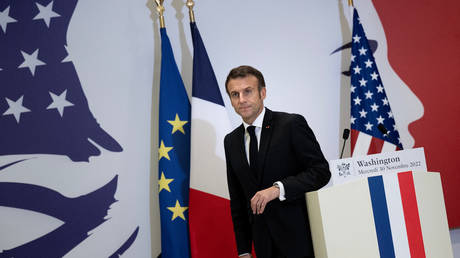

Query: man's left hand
left=250, top=186, right=280, bottom=214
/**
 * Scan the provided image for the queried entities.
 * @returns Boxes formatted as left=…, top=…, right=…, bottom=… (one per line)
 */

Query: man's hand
left=250, top=186, right=280, bottom=214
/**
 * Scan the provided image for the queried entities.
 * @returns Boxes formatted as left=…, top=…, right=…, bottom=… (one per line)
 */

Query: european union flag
left=158, top=27, right=191, bottom=258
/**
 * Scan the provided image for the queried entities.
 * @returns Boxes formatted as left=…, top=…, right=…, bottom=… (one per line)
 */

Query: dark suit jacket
left=224, top=108, right=331, bottom=258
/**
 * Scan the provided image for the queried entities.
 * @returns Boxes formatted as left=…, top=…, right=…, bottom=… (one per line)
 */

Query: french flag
left=188, top=22, right=236, bottom=257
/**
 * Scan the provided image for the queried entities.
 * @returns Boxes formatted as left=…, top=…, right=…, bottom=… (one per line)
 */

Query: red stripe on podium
left=398, top=171, right=426, bottom=258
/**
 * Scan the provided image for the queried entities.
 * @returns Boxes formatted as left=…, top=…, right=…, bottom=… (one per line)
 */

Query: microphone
left=377, top=124, right=388, bottom=135
left=340, top=129, right=350, bottom=159
left=377, top=124, right=403, bottom=150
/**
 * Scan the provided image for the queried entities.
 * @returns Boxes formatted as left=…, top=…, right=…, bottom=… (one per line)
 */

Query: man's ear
left=260, top=87, right=266, bottom=100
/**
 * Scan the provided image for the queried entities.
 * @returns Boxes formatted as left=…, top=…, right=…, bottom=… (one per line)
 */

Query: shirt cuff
left=239, top=253, right=250, bottom=257
left=274, top=181, right=286, bottom=201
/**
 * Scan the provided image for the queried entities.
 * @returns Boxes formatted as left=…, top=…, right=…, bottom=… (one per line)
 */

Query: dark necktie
left=247, top=125, right=258, bottom=172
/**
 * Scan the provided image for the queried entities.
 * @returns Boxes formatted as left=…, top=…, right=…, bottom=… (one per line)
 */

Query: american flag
left=0, top=0, right=121, bottom=162
left=350, top=8, right=403, bottom=156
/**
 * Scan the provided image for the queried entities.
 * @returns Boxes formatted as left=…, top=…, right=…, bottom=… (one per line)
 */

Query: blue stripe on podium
left=368, top=176, right=396, bottom=258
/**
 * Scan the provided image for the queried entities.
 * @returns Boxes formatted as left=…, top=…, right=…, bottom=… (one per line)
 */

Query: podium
left=306, top=171, right=453, bottom=258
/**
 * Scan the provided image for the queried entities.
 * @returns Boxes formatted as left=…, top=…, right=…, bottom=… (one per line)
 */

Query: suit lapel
left=256, top=108, right=274, bottom=184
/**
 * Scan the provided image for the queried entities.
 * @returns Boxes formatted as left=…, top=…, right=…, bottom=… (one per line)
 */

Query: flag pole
left=347, top=0, right=354, bottom=30
left=186, top=0, right=196, bottom=23
left=154, top=0, right=166, bottom=28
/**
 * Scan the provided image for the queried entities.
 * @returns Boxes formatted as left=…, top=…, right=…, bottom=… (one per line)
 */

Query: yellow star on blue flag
left=158, top=140, right=173, bottom=161
left=158, top=172, right=174, bottom=193
left=168, top=114, right=188, bottom=134
left=167, top=200, right=189, bottom=221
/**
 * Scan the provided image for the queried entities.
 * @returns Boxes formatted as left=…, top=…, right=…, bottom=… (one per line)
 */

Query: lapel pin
left=266, top=125, right=270, bottom=129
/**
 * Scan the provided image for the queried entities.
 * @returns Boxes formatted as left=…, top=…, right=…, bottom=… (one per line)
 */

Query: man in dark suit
left=224, top=65, right=331, bottom=258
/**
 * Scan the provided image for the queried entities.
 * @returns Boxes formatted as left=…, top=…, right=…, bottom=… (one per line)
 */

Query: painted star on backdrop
left=47, top=90, right=74, bottom=117
left=18, top=49, right=46, bottom=76
left=0, top=6, right=17, bottom=33
left=158, top=172, right=174, bottom=193
left=167, top=200, right=188, bottom=221
left=167, top=114, right=188, bottom=135
left=158, top=140, right=173, bottom=161
left=33, top=1, right=61, bottom=27
left=3, top=96, right=31, bottom=123
left=61, top=45, right=72, bottom=63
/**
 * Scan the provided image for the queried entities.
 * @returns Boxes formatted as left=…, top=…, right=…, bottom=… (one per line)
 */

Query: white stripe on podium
left=383, top=173, right=410, bottom=258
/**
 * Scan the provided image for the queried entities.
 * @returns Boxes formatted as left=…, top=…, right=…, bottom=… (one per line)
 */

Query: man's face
left=227, top=75, right=266, bottom=124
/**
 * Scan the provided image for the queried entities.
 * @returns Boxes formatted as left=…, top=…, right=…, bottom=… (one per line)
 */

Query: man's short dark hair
left=225, top=65, right=266, bottom=94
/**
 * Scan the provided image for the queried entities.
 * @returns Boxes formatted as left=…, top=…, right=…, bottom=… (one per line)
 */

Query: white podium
left=306, top=171, right=453, bottom=258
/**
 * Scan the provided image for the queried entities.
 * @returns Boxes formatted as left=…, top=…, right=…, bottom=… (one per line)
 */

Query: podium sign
left=329, top=148, right=427, bottom=185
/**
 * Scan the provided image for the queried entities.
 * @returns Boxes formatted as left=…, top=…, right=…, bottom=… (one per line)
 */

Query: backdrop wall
left=0, top=0, right=458, bottom=257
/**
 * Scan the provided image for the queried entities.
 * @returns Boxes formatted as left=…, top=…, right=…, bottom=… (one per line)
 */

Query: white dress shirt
left=242, top=107, right=286, bottom=201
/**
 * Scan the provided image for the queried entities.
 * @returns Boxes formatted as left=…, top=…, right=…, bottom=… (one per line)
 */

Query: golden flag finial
left=186, top=0, right=195, bottom=23
left=154, top=0, right=165, bottom=28
left=348, top=0, right=354, bottom=7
